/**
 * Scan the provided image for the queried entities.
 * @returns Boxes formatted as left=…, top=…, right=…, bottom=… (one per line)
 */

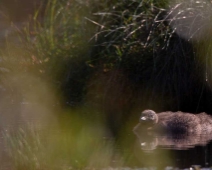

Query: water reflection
left=132, top=122, right=212, bottom=169
left=133, top=123, right=212, bottom=150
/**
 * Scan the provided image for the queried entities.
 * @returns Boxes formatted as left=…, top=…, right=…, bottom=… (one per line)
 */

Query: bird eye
left=150, top=115, right=154, bottom=119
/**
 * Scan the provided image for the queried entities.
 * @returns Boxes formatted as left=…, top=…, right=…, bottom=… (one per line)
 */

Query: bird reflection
left=134, top=125, right=212, bottom=150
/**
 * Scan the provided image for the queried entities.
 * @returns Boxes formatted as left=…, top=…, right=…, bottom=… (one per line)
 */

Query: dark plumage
left=135, top=110, right=212, bottom=135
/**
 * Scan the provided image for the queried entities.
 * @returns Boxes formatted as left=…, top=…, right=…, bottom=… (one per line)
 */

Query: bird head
left=140, top=110, right=158, bottom=125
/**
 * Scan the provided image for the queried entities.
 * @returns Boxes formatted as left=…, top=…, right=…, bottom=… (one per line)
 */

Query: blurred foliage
left=4, top=108, right=116, bottom=169
left=0, top=0, right=211, bottom=135
left=4, top=107, right=175, bottom=169
left=0, top=0, right=212, bottom=169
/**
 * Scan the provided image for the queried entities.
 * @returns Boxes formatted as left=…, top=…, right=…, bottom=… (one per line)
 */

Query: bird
left=134, top=109, right=212, bottom=135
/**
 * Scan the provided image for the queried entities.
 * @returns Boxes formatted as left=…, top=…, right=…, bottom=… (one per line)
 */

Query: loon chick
left=136, top=110, right=212, bottom=135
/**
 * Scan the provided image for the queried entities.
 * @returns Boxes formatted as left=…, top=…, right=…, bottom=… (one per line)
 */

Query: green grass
left=4, top=108, right=115, bottom=170
left=1, top=0, right=212, bottom=168
left=1, top=0, right=212, bottom=109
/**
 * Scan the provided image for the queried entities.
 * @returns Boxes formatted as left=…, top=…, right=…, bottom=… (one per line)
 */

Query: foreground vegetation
left=0, top=0, right=212, bottom=169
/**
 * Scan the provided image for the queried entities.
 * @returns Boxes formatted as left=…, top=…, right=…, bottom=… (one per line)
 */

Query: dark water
left=2, top=123, right=212, bottom=170
left=131, top=128, right=212, bottom=169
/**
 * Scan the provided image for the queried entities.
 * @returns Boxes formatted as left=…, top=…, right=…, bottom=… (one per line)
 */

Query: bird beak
left=140, top=116, right=146, bottom=121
